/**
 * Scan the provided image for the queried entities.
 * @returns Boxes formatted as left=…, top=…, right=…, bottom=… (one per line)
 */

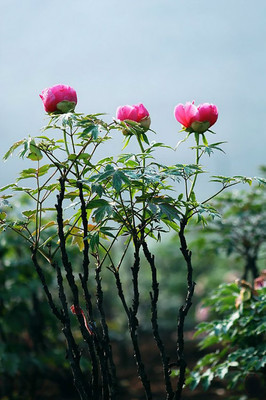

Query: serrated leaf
left=99, top=227, right=116, bottom=239
left=40, top=221, right=56, bottom=232
left=87, top=199, right=110, bottom=209
left=22, top=210, right=36, bottom=218
left=95, top=169, right=115, bottom=182
left=112, top=171, right=122, bottom=192
left=90, top=232, right=99, bottom=252
left=148, top=202, right=158, bottom=214
left=70, top=226, right=84, bottom=251
left=3, top=140, right=25, bottom=160
left=79, top=125, right=99, bottom=140
left=91, top=183, right=103, bottom=197
left=0, top=183, right=17, bottom=192
left=17, top=168, right=37, bottom=181
left=38, top=164, right=51, bottom=176
left=158, top=203, right=180, bottom=221
left=163, top=219, right=180, bottom=232
left=28, top=139, right=43, bottom=161
left=93, top=204, right=113, bottom=223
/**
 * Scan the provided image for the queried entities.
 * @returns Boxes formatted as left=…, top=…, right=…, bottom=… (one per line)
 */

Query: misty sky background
left=1, top=0, right=266, bottom=200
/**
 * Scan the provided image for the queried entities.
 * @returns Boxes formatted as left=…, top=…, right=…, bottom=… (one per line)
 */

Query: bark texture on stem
left=142, top=241, right=174, bottom=400
left=175, top=218, right=196, bottom=400
left=113, top=243, right=152, bottom=400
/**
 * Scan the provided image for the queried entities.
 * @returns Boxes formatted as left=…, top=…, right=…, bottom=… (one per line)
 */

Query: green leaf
left=199, top=334, right=220, bottom=349
left=148, top=202, right=157, bottom=214
left=119, top=170, right=131, bottom=184
left=158, top=203, right=180, bottom=221
left=141, top=132, right=150, bottom=145
left=40, top=221, right=56, bottom=232
left=94, top=167, right=115, bottom=182
left=0, top=212, right=7, bottom=220
left=86, top=199, right=110, bottom=209
left=79, top=125, right=99, bottom=139
left=68, top=153, right=91, bottom=162
left=93, top=204, right=113, bottom=223
left=0, top=183, right=17, bottom=192
left=121, top=135, right=132, bottom=150
left=91, top=183, right=103, bottom=197
left=22, top=210, right=36, bottom=218
left=17, top=168, right=37, bottom=181
left=3, top=140, right=25, bottom=160
left=186, top=372, right=201, bottom=390
left=28, top=138, right=43, bottom=161
left=68, top=153, right=77, bottom=161
left=201, top=370, right=214, bottom=390
left=112, top=171, right=123, bottom=192
left=99, top=226, right=117, bottom=239
left=194, top=132, right=200, bottom=144
left=202, top=134, right=208, bottom=146
left=163, top=219, right=180, bottom=232
left=38, top=164, right=51, bottom=176
left=89, top=232, right=99, bottom=252
left=216, top=364, right=229, bottom=379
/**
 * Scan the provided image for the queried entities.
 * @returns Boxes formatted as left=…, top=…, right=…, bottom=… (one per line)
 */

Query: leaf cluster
left=187, top=282, right=266, bottom=391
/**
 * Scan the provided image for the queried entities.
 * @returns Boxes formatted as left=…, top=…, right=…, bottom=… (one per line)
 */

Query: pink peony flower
left=174, top=101, right=218, bottom=133
left=39, top=84, right=77, bottom=113
left=116, top=103, right=151, bottom=130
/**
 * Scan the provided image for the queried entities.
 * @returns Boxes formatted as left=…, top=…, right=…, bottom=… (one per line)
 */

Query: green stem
left=63, top=129, right=70, bottom=156
left=136, top=135, right=146, bottom=226
left=69, top=127, right=80, bottom=178
left=186, top=134, right=200, bottom=211
left=136, top=134, right=145, bottom=154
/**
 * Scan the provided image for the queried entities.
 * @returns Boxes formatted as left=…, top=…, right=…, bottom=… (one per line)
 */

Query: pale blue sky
left=1, top=0, right=266, bottom=196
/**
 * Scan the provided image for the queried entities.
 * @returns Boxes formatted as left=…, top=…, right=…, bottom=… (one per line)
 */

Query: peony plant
left=0, top=85, right=262, bottom=400
left=188, top=280, right=266, bottom=396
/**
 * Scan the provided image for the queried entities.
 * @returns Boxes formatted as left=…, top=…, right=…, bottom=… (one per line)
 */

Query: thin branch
left=175, top=218, right=196, bottom=400
left=95, top=258, right=118, bottom=400
left=31, top=247, right=63, bottom=322
left=142, top=241, right=174, bottom=400
left=56, top=265, right=92, bottom=400
left=113, top=241, right=153, bottom=400
left=55, top=177, right=99, bottom=398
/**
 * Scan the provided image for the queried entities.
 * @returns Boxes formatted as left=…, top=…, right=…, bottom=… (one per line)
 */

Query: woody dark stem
left=175, top=217, right=196, bottom=400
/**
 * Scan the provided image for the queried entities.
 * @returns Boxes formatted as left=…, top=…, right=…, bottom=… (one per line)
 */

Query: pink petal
left=197, top=103, right=218, bottom=127
left=174, top=102, right=198, bottom=128
left=116, top=105, right=138, bottom=122
left=133, top=103, right=149, bottom=122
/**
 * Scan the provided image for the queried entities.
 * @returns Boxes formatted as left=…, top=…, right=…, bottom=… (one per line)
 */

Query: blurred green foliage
left=198, top=167, right=266, bottom=280
left=0, top=200, right=74, bottom=399
left=187, top=282, right=266, bottom=397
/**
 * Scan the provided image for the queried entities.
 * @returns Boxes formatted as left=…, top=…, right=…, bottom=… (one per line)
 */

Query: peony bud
left=116, top=103, right=151, bottom=130
left=174, top=101, right=218, bottom=133
left=40, top=84, right=77, bottom=113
